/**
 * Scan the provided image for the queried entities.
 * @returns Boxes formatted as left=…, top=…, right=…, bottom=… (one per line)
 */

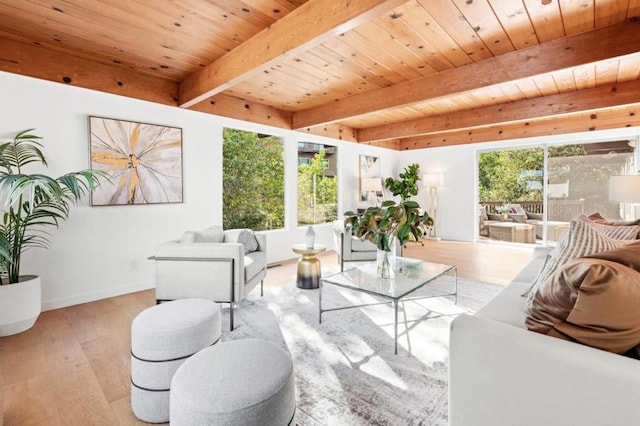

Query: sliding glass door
left=546, top=141, right=635, bottom=241
left=478, top=139, right=636, bottom=245
left=478, top=147, right=543, bottom=244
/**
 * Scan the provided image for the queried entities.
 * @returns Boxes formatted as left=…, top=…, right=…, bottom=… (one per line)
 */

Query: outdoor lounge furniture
left=488, top=222, right=536, bottom=243
left=510, top=204, right=570, bottom=241
left=479, top=205, right=527, bottom=240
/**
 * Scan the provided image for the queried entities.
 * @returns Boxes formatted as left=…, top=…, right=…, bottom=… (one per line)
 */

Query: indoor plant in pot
left=345, top=164, right=432, bottom=278
left=344, top=200, right=432, bottom=278
left=0, top=129, right=106, bottom=336
left=384, top=163, right=421, bottom=202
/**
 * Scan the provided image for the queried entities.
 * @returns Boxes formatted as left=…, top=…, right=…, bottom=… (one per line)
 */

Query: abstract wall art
left=89, top=116, right=183, bottom=206
left=359, top=155, right=382, bottom=202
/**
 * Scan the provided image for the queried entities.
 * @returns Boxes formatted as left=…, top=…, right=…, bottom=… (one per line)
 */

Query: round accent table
left=292, top=243, right=326, bottom=289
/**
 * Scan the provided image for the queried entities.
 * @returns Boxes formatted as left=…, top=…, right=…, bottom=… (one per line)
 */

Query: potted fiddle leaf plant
left=384, top=163, right=421, bottom=202
left=344, top=200, right=433, bottom=279
left=0, top=129, right=107, bottom=336
left=345, top=163, right=431, bottom=278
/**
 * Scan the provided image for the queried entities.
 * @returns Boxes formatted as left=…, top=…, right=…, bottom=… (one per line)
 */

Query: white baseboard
left=41, top=280, right=155, bottom=311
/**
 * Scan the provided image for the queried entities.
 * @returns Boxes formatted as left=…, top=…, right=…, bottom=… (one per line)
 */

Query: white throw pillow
left=180, top=231, right=196, bottom=243
left=186, top=226, right=224, bottom=243
left=237, top=229, right=259, bottom=254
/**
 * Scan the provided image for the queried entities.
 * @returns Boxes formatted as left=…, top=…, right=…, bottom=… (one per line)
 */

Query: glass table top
left=321, top=257, right=456, bottom=300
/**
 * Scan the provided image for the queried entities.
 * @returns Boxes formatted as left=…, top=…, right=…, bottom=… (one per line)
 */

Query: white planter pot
left=0, top=275, right=41, bottom=336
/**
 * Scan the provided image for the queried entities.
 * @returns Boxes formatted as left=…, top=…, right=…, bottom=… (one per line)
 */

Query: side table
left=291, top=244, right=326, bottom=289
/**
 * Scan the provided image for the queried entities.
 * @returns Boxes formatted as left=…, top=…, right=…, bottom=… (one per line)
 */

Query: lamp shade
left=609, top=175, right=640, bottom=202
left=361, top=177, right=383, bottom=192
left=423, top=172, right=443, bottom=187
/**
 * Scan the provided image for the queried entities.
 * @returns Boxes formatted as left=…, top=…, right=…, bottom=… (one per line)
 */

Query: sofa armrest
left=342, top=230, right=353, bottom=253
left=449, top=314, right=640, bottom=426
left=154, top=242, right=245, bottom=301
left=156, top=241, right=244, bottom=260
left=332, top=226, right=343, bottom=257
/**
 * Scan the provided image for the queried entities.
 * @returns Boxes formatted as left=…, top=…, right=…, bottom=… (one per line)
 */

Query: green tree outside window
left=297, top=147, right=338, bottom=225
left=223, top=128, right=284, bottom=231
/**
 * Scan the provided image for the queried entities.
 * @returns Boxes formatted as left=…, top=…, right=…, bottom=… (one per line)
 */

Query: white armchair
left=153, top=226, right=267, bottom=330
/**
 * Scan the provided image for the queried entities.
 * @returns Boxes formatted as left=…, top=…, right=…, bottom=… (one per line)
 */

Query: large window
left=223, top=128, right=284, bottom=231
left=548, top=142, right=635, bottom=221
left=478, top=140, right=636, bottom=244
left=297, top=142, right=338, bottom=225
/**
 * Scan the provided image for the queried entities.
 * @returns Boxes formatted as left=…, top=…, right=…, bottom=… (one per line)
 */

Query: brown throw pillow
left=523, top=219, right=632, bottom=298
left=585, top=241, right=640, bottom=271
left=526, top=244, right=640, bottom=355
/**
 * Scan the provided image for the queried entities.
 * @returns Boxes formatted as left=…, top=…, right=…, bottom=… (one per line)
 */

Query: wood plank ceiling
left=1, top=0, right=639, bottom=150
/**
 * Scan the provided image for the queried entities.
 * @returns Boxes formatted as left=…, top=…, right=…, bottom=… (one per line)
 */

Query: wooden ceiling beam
left=190, top=95, right=361, bottom=143
left=359, top=80, right=640, bottom=143
left=362, top=139, right=401, bottom=150
left=292, top=19, right=640, bottom=129
left=399, top=105, right=640, bottom=150
left=190, top=94, right=292, bottom=129
left=178, top=0, right=409, bottom=108
left=298, top=124, right=358, bottom=143
left=0, top=37, right=178, bottom=105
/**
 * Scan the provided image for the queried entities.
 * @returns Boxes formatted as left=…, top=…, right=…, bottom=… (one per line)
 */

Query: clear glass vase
left=376, top=247, right=396, bottom=279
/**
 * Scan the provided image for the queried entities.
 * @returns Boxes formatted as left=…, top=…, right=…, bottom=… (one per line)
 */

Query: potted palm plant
left=345, top=164, right=433, bottom=278
left=0, top=129, right=106, bottom=336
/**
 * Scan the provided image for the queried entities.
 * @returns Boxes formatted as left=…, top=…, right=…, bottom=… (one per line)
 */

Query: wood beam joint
left=178, top=0, right=409, bottom=108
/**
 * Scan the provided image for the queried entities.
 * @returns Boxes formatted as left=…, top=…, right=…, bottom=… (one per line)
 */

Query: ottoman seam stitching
left=131, top=379, right=170, bottom=393
left=131, top=336, right=221, bottom=363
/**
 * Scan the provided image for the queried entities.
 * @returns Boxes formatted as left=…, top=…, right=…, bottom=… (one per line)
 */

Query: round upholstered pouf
left=170, top=338, right=296, bottom=426
left=131, top=298, right=221, bottom=423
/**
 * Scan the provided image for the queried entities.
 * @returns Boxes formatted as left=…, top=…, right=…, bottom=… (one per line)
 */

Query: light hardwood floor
left=0, top=240, right=533, bottom=425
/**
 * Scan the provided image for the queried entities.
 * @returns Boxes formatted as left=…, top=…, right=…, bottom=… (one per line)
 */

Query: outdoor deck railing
left=481, top=199, right=585, bottom=221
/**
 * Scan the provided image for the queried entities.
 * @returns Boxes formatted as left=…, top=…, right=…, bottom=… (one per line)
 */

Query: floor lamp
left=609, top=175, right=640, bottom=219
left=423, top=172, right=444, bottom=239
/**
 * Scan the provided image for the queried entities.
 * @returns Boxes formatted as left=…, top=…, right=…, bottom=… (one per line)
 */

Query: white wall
left=400, top=128, right=640, bottom=242
left=0, top=71, right=397, bottom=310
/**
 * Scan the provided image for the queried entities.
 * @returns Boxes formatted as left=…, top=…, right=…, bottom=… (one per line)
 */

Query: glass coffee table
left=319, top=257, right=457, bottom=354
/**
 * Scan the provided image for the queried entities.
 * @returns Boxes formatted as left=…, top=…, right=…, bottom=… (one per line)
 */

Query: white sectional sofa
left=449, top=246, right=640, bottom=426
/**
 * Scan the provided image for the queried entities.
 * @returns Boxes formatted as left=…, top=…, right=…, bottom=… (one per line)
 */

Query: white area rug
left=220, top=270, right=503, bottom=426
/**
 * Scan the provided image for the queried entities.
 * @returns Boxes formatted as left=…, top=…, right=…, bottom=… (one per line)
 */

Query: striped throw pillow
left=524, top=219, right=632, bottom=300
left=585, top=222, right=640, bottom=240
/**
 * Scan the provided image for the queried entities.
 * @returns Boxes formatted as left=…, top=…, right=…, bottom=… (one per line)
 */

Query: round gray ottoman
left=170, top=338, right=296, bottom=426
left=131, top=298, right=221, bottom=423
